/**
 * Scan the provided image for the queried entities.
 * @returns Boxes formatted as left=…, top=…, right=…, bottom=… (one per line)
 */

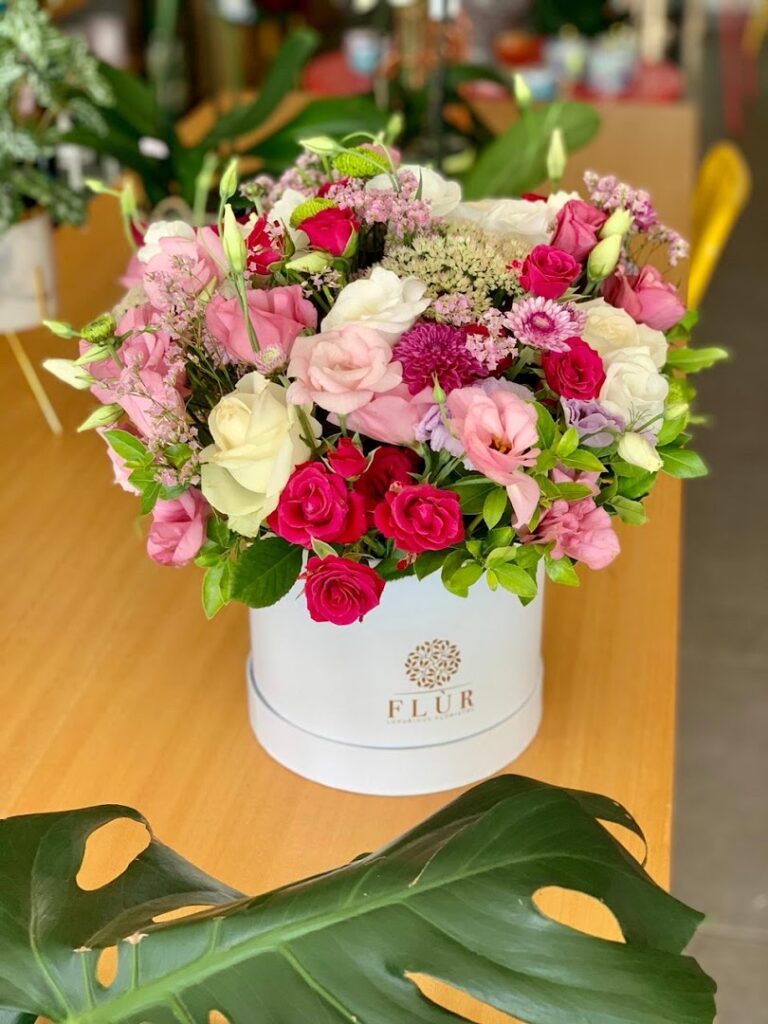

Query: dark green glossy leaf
left=659, top=447, right=708, bottom=479
left=232, top=536, right=303, bottom=608
left=0, top=779, right=714, bottom=1023
left=414, top=549, right=448, bottom=580
left=450, top=475, right=499, bottom=515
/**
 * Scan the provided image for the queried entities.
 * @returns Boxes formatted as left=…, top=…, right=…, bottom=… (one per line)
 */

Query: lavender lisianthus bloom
left=562, top=398, right=626, bottom=448
left=415, top=404, right=465, bottom=457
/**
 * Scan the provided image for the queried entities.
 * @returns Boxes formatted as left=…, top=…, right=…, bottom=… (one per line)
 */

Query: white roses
left=599, top=346, right=669, bottom=431
left=321, top=267, right=430, bottom=340
left=200, top=372, right=319, bottom=536
left=580, top=298, right=668, bottom=368
left=450, top=197, right=551, bottom=245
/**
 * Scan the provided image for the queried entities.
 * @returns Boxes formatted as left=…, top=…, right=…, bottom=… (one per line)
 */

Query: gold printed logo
left=405, top=639, right=461, bottom=689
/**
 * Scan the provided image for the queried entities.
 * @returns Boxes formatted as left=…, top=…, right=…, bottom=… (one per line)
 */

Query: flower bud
left=81, top=313, right=116, bottom=345
left=546, top=128, right=567, bottom=183
left=289, top=197, right=335, bottom=228
left=77, top=403, right=123, bottom=433
left=219, top=158, right=239, bottom=203
left=222, top=204, right=246, bottom=275
left=285, top=251, right=333, bottom=273
left=299, top=136, right=340, bottom=156
left=617, top=432, right=663, bottom=472
left=587, top=234, right=622, bottom=282
left=43, top=358, right=95, bottom=390
left=44, top=319, right=78, bottom=338
left=599, top=207, right=633, bottom=239
left=513, top=73, right=532, bottom=110
left=120, top=181, right=137, bottom=219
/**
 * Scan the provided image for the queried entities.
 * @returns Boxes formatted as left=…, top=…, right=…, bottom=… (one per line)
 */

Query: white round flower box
left=247, top=573, right=543, bottom=795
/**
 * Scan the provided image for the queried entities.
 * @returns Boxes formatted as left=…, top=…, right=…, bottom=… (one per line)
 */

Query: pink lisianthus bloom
left=602, top=265, right=686, bottom=331
left=138, top=223, right=222, bottom=312
left=299, top=205, right=359, bottom=256
left=146, top=489, right=211, bottom=567
left=206, top=285, right=317, bottom=371
left=551, top=464, right=600, bottom=496
left=550, top=199, right=608, bottom=261
left=344, top=383, right=434, bottom=446
left=532, top=497, right=620, bottom=570
left=287, top=323, right=402, bottom=416
left=446, top=383, right=541, bottom=527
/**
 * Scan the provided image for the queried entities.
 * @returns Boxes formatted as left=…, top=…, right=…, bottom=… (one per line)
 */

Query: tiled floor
left=672, top=39, right=768, bottom=1023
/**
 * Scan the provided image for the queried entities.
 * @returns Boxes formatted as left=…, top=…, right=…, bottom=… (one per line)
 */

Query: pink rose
left=206, top=285, right=317, bottom=370
left=299, top=206, right=359, bottom=256
left=147, top=489, right=210, bottom=567
left=327, top=437, right=367, bottom=479
left=354, top=446, right=422, bottom=515
left=302, top=555, right=385, bottom=625
left=287, top=323, right=402, bottom=416
left=344, top=383, right=434, bottom=446
left=550, top=200, right=608, bottom=260
left=542, top=337, right=605, bottom=400
left=268, top=462, right=367, bottom=548
left=602, top=265, right=686, bottom=331
left=374, top=483, right=464, bottom=554
left=519, top=245, right=582, bottom=299
left=446, top=384, right=540, bottom=526
left=532, top=497, right=620, bottom=570
left=140, top=230, right=221, bottom=312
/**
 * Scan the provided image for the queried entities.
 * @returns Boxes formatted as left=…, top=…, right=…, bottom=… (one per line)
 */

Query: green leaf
left=0, top=777, right=715, bottom=1024
left=201, top=29, right=320, bottom=148
left=139, top=481, right=161, bottom=516
left=202, top=561, right=232, bottom=619
left=482, top=487, right=508, bottom=529
left=103, top=429, right=149, bottom=466
left=493, top=562, right=538, bottom=598
left=660, top=447, right=708, bottom=479
left=551, top=482, right=594, bottom=501
left=535, top=402, right=558, bottom=448
left=443, top=562, right=484, bottom=597
left=450, top=475, right=499, bottom=514
left=310, top=538, right=337, bottom=559
left=544, top=552, right=580, bottom=586
left=666, top=308, right=700, bottom=340
left=616, top=470, right=657, bottom=500
left=656, top=414, right=688, bottom=447
left=232, top=537, right=303, bottom=608
left=556, top=426, right=579, bottom=457
left=664, top=346, right=728, bottom=373
left=464, top=101, right=601, bottom=198
left=414, top=549, right=447, bottom=580
left=486, top=545, right=518, bottom=566
left=609, top=495, right=648, bottom=526
left=561, top=448, right=606, bottom=472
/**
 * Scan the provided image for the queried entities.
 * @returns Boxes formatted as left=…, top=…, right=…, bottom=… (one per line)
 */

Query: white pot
left=0, top=214, right=58, bottom=333
left=247, top=572, right=543, bottom=796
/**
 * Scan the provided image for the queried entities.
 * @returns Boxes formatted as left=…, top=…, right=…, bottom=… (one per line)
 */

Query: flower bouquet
left=47, top=137, right=720, bottom=793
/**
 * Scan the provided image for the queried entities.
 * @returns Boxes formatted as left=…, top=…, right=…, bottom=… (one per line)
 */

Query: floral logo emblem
left=405, top=639, right=462, bottom=689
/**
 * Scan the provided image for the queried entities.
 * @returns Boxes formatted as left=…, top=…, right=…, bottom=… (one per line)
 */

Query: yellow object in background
left=689, top=142, right=751, bottom=310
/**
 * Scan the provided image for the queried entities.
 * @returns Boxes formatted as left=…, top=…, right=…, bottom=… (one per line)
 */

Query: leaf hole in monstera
left=153, top=904, right=220, bottom=924
left=76, top=817, right=151, bottom=891
left=533, top=887, right=625, bottom=943
left=407, top=974, right=487, bottom=1022
left=96, top=945, right=119, bottom=989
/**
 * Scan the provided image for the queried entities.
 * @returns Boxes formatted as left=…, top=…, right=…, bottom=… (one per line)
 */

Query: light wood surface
left=0, top=103, right=695, bottom=1022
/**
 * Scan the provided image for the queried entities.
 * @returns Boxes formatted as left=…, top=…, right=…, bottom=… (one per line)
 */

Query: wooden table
left=0, top=103, right=696, bottom=1022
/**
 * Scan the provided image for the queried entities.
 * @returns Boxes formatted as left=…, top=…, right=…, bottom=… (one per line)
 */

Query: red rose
left=327, top=437, right=367, bottom=479
left=602, top=265, right=686, bottom=332
left=354, top=446, right=422, bottom=515
left=302, top=555, right=384, bottom=625
left=300, top=206, right=359, bottom=257
left=550, top=200, right=608, bottom=261
left=374, top=483, right=465, bottom=554
left=269, top=463, right=366, bottom=548
left=542, top=337, right=606, bottom=400
left=245, top=214, right=283, bottom=276
left=519, top=245, right=582, bottom=299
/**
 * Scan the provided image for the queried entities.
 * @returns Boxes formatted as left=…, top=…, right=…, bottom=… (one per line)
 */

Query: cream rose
left=580, top=298, right=668, bottom=369
left=366, top=165, right=462, bottom=217
left=199, top=371, right=319, bottom=536
left=321, top=267, right=430, bottom=340
left=599, top=346, right=669, bottom=431
left=449, top=197, right=551, bottom=245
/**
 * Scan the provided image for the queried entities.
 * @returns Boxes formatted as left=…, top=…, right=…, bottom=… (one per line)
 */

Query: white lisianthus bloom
left=200, top=372, right=319, bottom=537
left=138, top=220, right=195, bottom=263
left=545, top=190, right=581, bottom=217
left=449, top=197, right=551, bottom=245
left=617, top=431, right=664, bottom=472
left=43, top=358, right=93, bottom=390
left=580, top=298, right=668, bottom=368
left=321, top=266, right=430, bottom=341
left=599, top=346, right=669, bottom=430
left=367, top=165, right=462, bottom=217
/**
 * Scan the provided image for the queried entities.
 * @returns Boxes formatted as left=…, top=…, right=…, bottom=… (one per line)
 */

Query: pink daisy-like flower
left=504, top=297, right=586, bottom=353
left=393, top=322, right=485, bottom=395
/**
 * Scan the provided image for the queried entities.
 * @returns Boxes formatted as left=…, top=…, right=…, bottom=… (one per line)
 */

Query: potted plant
left=45, top=134, right=724, bottom=796
left=0, top=0, right=113, bottom=333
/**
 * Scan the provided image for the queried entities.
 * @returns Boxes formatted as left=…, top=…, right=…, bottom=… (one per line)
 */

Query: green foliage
left=664, top=346, right=729, bottom=373
left=0, top=0, right=113, bottom=232
left=462, top=102, right=602, bottom=199
left=659, top=447, right=708, bottom=479
left=232, top=535, right=303, bottom=608
left=0, top=777, right=715, bottom=1023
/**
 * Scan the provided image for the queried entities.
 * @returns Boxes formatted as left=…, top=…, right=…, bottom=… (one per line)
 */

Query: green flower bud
left=81, top=313, right=116, bottom=345
left=222, top=204, right=246, bottom=275
left=285, top=251, right=333, bottom=273
left=44, top=319, right=78, bottom=338
left=219, top=157, right=239, bottom=203
left=43, top=358, right=95, bottom=390
left=546, top=128, right=567, bottom=183
left=289, top=197, right=336, bottom=228
left=332, top=146, right=390, bottom=179
left=119, top=181, right=137, bottom=219
left=599, top=207, right=633, bottom=239
left=77, top=403, right=123, bottom=432
left=587, top=234, right=622, bottom=282
left=513, top=73, right=532, bottom=110
left=299, top=136, right=340, bottom=156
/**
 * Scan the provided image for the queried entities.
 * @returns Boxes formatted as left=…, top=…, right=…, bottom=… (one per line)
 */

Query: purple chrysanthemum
left=504, top=297, right=586, bottom=353
left=393, top=322, right=485, bottom=396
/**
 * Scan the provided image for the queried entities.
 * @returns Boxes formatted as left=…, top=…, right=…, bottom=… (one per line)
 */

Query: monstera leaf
left=0, top=777, right=715, bottom=1024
